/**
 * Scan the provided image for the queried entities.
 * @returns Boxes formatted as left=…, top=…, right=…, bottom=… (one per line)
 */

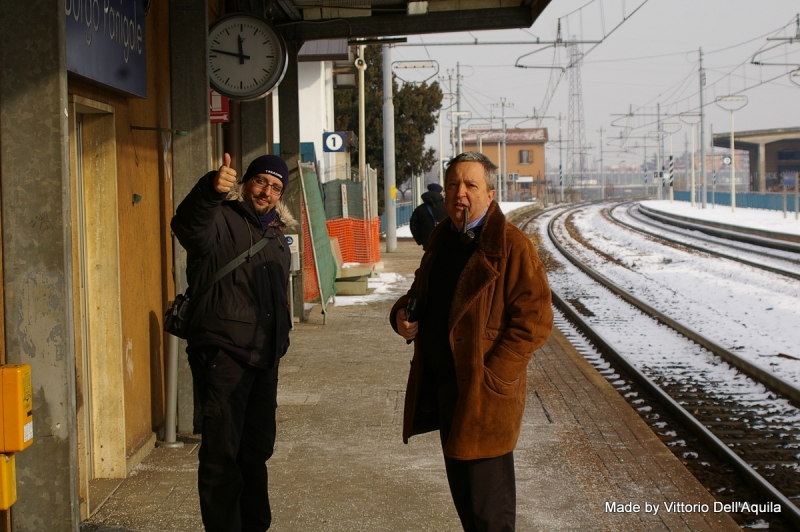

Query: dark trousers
left=438, top=379, right=517, bottom=532
left=188, top=348, right=279, bottom=532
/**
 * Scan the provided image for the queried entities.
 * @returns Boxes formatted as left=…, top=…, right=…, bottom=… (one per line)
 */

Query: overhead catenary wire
left=617, top=14, right=800, bottom=139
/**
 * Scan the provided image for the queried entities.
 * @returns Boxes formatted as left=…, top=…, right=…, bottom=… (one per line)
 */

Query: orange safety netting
left=326, top=217, right=381, bottom=265
left=301, top=198, right=320, bottom=302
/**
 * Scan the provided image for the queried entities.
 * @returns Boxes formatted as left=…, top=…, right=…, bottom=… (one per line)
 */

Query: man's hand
left=214, top=153, right=237, bottom=193
left=396, top=308, right=418, bottom=341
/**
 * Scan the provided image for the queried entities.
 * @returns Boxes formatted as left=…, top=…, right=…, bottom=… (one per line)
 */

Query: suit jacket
left=391, top=201, right=553, bottom=460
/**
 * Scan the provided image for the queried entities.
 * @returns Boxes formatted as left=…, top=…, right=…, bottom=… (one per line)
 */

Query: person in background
left=409, top=182, right=447, bottom=250
left=390, top=151, right=553, bottom=532
left=171, top=153, right=295, bottom=532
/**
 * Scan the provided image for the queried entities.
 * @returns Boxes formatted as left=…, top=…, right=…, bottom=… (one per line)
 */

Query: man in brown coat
left=390, top=151, right=553, bottom=532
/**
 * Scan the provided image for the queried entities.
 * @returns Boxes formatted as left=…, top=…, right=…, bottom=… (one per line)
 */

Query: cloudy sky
left=395, top=0, right=800, bottom=167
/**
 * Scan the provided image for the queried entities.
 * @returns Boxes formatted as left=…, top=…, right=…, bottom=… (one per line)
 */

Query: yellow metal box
left=0, top=454, right=16, bottom=510
left=0, top=365, right=33, bottom=453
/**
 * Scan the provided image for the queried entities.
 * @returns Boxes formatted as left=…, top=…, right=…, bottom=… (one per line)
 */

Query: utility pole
left=710, top=123, right=716, bottom=208
left=599, top=126, right=604, bottom=200
left=559, top=113, right=564, bottom=203
left=500, top=97, right=507, bottom=202
left=456, top=62, right=463, bottom=153
left=699, top=47, right=708, bottom=208
left=447, top=70, right=455, bottom=158
left=643, top=142, right=648, bottom=197
left=657, top=102, right=662, bottom=200
left=438, top=110, right=443, bottom=182
left=567, top=41, right=587, bottom=199
left=382, top=44, right=397, bottom=252
left=357, top=45, right=367, bottom=216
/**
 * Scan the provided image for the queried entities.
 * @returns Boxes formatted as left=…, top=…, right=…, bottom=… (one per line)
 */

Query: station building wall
left=66, top=0, right=173, bottom=500
left=1, top=0, right=174, bottom=526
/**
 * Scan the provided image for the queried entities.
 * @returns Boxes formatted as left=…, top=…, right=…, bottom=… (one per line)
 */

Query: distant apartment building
left=461, top=128, right=549, bottom=200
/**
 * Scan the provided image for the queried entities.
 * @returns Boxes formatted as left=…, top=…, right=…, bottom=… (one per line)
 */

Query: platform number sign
left=323, top=132, right=346, bottom=152
left=722, top=156, right=732, bottom=166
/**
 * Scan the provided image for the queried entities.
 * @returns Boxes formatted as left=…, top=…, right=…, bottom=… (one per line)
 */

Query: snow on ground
left=642, top=200, right=800, bottom=237
left=535, top=206, right=800, bottom=423
left=333, top=272, right=412, bottom=307
left=549, top=201, right=800, bottom=386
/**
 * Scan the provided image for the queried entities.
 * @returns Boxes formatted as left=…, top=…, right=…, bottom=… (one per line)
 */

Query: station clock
left=207, top=13, right=288, bottom=101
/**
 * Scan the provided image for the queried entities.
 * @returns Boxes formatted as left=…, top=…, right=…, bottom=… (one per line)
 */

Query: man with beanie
left=409, top=182, right=447, bottom=250
left=171, top=153, right=295, bottom=532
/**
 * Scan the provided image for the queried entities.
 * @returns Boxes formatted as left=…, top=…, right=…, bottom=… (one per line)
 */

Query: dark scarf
left=259, top=208, right=279, bottom=230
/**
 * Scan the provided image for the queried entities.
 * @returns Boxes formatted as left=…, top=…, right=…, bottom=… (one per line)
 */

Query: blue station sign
left=323, top=132, right=346, bottom=152
left=65, top=0, right=147, bottom=98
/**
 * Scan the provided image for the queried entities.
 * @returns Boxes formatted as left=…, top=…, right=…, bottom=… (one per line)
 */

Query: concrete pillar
left=279, top=41, right=305, bottom=321
left=758, top=142, right=767, bottom=193
left=242, top=98, right=270, bottom=165
left=170, top=0, right=211, bottom=433
left=0, top=1, right=80, bottom=530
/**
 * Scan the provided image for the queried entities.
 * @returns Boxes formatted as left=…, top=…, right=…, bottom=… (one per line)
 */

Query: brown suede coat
left=390, top=201, right=553, bottom=460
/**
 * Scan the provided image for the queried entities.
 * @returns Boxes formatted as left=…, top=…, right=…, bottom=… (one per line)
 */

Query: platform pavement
left=81, top=239, right=739, bottom=532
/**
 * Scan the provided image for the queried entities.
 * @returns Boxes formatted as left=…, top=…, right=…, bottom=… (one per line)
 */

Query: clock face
left=208, top=14, right=288, bottom=101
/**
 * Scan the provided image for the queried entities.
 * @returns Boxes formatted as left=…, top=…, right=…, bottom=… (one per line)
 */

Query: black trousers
left=188, top=348, right=279, bottom=532
left=438, top=379, right=517, bottom=532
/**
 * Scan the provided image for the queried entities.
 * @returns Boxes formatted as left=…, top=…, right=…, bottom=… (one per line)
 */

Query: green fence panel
left=300, top=163, right=337, bottom=313
left=322, top=179, right=365, bottom=220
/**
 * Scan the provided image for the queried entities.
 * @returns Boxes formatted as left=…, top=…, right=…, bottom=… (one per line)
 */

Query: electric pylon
left=566, top=40, right=587, bottom=196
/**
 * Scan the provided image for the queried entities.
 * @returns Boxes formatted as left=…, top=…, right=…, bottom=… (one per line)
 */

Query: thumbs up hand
left=214, top=153, right=237, bottom=193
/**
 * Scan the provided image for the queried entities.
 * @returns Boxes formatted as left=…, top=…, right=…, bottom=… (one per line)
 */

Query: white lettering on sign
left=324, top=133, right=344, bottom=152
left=65, top=0, right=144, bottom=64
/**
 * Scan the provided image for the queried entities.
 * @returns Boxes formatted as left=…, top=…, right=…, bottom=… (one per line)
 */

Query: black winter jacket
left=409, top=190, right=447, bottom=250
left=171, top=171, right=292, bottom=369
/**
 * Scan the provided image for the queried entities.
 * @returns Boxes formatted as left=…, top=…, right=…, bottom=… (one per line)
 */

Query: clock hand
left=238, top=35, right=245, bottom=65
left=210, top=48, right=251, bottom=60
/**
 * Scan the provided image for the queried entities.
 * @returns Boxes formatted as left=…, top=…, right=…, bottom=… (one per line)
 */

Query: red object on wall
left=210, top=89, right=230, bottom=123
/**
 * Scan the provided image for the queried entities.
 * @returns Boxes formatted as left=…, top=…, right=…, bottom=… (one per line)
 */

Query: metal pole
left=691, top=124, right=696, bottom=207
left=711, top=123, right=716, bottom=208
left=438, top=110, right=444, bottom=183
left=657, top=103, right=662, bottom=201
left=644, top=141, right=648, bottom=197
left=157, top=233, right=185, bottom=449
left=559, top=113, right=564, bottom=203
left=656, top=135, right=662, bottom=202
left=669, top=134, right=674, bottom=202
left=411, top=170, right=421, bottom=209
left=448, top=71, right=455, bottom=158
left=730, top=110, right=736, bottom=213
left=699, top=47, right=708, bottom=208
left=357, top=45, right=367, bottom=213
left=382, top=44, right=397, bottom=252
left=599, top=127, right=604, bottom=200
left=501, top=98, right=507, bottom=203
left=456, top=62, right=463, bottom=154
left=783, top=183, right=788, bottom=218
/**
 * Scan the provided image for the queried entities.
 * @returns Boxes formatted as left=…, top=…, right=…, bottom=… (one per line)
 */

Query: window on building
left=777, top=149, right=800, bottom=161
left=519, top=150, right=532, bottom=164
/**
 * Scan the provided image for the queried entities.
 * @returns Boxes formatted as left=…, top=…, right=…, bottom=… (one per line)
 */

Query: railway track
left=521, top=203, right=800, bottom=530
left=607, top=202, right=800, bottom=281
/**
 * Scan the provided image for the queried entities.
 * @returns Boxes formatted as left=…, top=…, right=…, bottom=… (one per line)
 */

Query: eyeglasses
left=251, top=176, right=283, bottom=196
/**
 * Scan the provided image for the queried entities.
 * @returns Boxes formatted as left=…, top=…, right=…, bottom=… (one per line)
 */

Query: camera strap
left=189, top=236, right=271, bottom=302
